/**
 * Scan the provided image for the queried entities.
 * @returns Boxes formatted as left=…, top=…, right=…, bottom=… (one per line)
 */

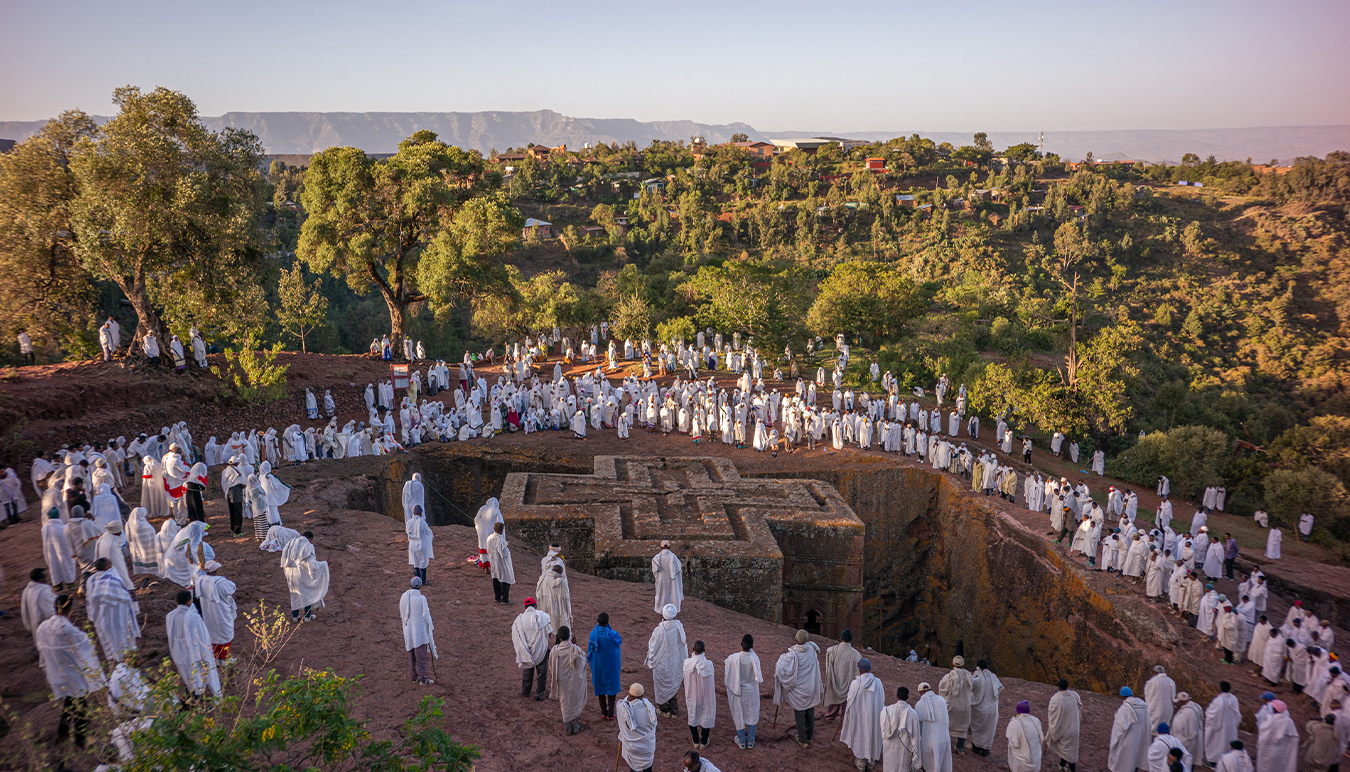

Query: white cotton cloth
left=21, top=580, right=56, bottom=635
left=35, top=615, right=107, bottom=698
left=406, top=514, right=434, bottom=569
left=840, top=671, right=885, bottom=762
left=85, top=570, right=140, bottom=662
left=1007, top=713, right=1045, bottom=772
left=915, top=690, right=953, bottom=772
left=644, top=614, right=687, bottom=704
left=280, top=536, right=329, bottom=611
left=724, top=650, right=763, bottom=730
left=399, top=588, right=437, bottom=655
left=1108, top=697, right=1151, bottom=772
left=652, top=547, right=684, bottom=613
left=682, top=652, right=716, bottom=727
left=165, top=605, right=220, bottom=696
left=194, top=573, right=237, bottom=645
left=511, top=606, right=551, bottom=667
left=1047, top=688, right=1083, bottom=764
left=616, top=697, right=658, bottom=771
left=881, top=699, right=920, bottom=772
left=773, top=641, right=822, bottom=711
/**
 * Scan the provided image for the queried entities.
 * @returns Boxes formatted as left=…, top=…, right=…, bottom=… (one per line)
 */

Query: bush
left=655, top=315, right=696, bottom=346
left=211, top=333, right=290, bottom=404
left=1109, top=425, right=1228, bottom=502
left=1263, top=466, right=1349, bottom=538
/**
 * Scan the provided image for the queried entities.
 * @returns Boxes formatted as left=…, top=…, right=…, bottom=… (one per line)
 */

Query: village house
left=523, top=218, right=553, bottom=239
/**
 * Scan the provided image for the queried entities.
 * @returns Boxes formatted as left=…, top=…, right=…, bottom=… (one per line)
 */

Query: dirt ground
left=0, top=481, right=1263, bottom=772
left=2, top=351, right=1347, bottom=770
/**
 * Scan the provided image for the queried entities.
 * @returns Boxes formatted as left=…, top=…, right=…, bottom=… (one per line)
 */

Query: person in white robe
left=194, top=570, right=237, bottom=663
left=162, top=520, right=210, bottom=588
left=42, top=510, right=78, bottom=588
left=840, top=658, right=885, bottom=770
left=165, top=590, right=221, bottom=699
left=547, top=625, right=590, bottom=735
left=400, top=577, right=437, bottom=685
left=1255, top=701, right=1298, bottom=772
left=280, top=531, right=329, bottom=621
left=1216, top=742, right=1254, bottom=772
left=536, top=563, right=572, bottom=636
left=915, top=683, right=953, bottom=772
left=1172, top=692, right=1204, bottom=762
left=85, top=559, right=140, bottom=662
left=487, top=521, right=515, bottom=603
left=683, top=640, right=716, bottom=750
left=406, top=505, right=434, bottom=585
left=652, top=541, right=684, bottom=614
left=646, top=603, right=688, bottom=717
left=1109, top=687, right=1151, bottom=772
left=257, top=461, right=290, bottom=526
left=21, top=567, right=57, bottom=638
left=474, top=497, right=502, bottom=573
left=95, top=521, right=131, bottom=587
left=1265, top=528, right=1281, bottom=559
left=1148, top=724, right=1192, bottom=772
left=1047, top=679, right=1082, bottom=769
left=617, top=683, right=658, bottom=772
left=969, top=660, right=1002, bottom=755
left=938, top=656, right=973, bottom=751
left=36, top=596, right=108, bottom=746
left=725, top=634, right=763, bottom=749
left=401, top=473, right=426, bottom=520
left=824, top=629, right=862, bottom=721
left=881, top=686, right=920, bottom=772
left=513, top=597, right=552, bottom=699
left=126, top=507, right=160, bottom=580
left=1146, top=665, right=1177, bottom=733
left=1203, top=682, right=1241, bottom=764
left=775, top=630, right=823, bottom=747
left=1006, top=701, right=1045, bottom=772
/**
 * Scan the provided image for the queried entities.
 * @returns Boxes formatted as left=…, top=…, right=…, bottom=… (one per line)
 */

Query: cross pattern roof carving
left=502, top=456, right=860, bottom=560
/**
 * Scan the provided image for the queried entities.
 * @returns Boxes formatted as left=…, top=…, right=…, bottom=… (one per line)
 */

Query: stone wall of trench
left=756, top=465, right=1212, bottom=698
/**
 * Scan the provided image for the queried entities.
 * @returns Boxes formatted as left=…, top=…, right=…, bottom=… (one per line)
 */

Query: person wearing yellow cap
left=617, top=682, right=657, bottom=772
left=938, top=656, right=972, bottom=752
left=915, top=682, right=952, bottom=772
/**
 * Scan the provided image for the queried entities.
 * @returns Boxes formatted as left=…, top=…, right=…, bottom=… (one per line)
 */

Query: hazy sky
left=2, top=0, right=1348, bottom=132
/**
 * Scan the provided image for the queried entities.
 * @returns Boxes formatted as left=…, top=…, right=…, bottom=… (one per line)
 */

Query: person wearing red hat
left=512, top=597, right=551, bottom=701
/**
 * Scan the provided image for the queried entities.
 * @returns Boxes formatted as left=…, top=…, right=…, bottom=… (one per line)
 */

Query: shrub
left=1109, top=425, right=1228, bottom=502
left=211, top=333, right=290, bottom=404
left=655, top=315, right=696, bottom=347
left=1263, top=466, right=1349, bottom=538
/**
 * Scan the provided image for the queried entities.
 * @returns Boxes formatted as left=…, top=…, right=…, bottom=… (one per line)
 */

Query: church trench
left=347, top=445, right=1213, bottom=699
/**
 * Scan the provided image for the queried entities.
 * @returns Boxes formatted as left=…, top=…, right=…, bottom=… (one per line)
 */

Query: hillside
left=3, top=111, right=1350, bottom=160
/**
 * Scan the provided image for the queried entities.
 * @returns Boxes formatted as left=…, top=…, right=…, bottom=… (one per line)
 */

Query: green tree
left=805, top=261, right=925, bottom=345
left=69, top=86, right=269, bottom=355
left=298, top=131, right=519, bottom=360
left=611, top=293, right=652, bottom=341
left=1110, top=425, right=1229, bottom=502
left=730, top=132, right=749, bottom=143
left=1263, top=466, right=1348, bottom=538
left=0, top=111, right=100, bottom=353
left=276, top=263, right=329, bottom=353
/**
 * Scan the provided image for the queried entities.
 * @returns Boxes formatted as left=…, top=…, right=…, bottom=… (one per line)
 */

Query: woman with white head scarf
left=126, top=507, right=160, bottom=579
left=257, top=462, right=290, bottom=526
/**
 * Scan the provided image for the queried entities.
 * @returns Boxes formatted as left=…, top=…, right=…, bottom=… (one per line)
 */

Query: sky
left=2, top=0, right=1348, bottom=132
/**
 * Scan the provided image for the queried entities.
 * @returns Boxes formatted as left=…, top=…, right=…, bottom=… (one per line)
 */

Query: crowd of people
left=7, top=324, right=1347, bottom=772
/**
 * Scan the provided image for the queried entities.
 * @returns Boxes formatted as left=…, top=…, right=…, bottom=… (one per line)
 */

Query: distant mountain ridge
left=1, top=109, right=1347, bottom=163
